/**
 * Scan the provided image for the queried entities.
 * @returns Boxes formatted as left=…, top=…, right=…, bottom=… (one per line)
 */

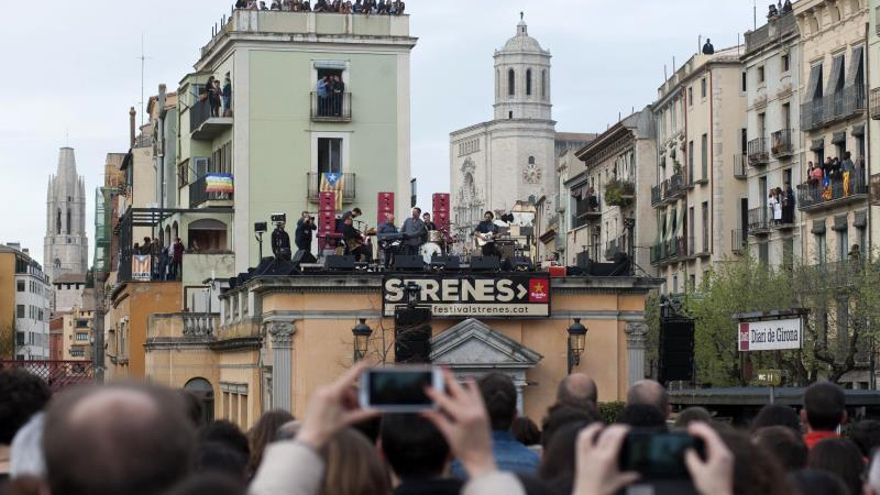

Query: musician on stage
left=271, top=220, right=292, bottom=261
left=401, top=207, right=427, bottom=255
left=377, top=212, right=399, bottom=268
left=342, top=215, right=371, bottom=262
left=474, top=210, right=500, bottom=257
left=422, top=212, right=437, bottom=232
left=336, top=207, right=363, bottom=234
left=294, top=211, right=317, bottom=256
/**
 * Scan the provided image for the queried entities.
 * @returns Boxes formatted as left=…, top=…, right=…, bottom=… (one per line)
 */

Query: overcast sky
left=0, top=0, right=755, bottom=267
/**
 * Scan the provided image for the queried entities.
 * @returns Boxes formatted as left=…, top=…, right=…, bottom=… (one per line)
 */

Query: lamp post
left=352, top=318, right=373, bottom=362
left=567, top=318, right=587, bottom=374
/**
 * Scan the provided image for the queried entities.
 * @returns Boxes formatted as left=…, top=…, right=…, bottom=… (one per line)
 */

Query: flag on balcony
left=320, top=172, right=345, bottom=210
left=205, top=173, right=234, bottom=194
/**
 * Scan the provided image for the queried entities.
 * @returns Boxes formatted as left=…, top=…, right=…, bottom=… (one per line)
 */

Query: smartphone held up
left=358, top=366, right=444, bottom=413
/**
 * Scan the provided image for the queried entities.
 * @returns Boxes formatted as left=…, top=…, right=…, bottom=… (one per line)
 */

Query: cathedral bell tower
left=493, top=13, right=552, bottom=122
left=44, top=147, right=89, bottom=284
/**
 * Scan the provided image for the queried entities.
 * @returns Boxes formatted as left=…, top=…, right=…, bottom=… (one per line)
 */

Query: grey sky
left=0, top=0, right=754, bottom=267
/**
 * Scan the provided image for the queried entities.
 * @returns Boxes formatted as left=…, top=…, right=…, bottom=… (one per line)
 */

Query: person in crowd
left=866, top=449, right=880, bottom=495
left=292, top=0, right=303, bottom=11
left=301, top=0, right=311, bottom=11
left=331, top=74, right=345, bottom=116
left=474, top=211, right=501, bottom=258
left=271, top=220, right=292, bottom=261
left=247, top=410, right=295, bottom=478
left=352, top=0, right=363, bottom=12
left=380, top=414, right=462, bottom=495
left=753, top=426, right=808, bottom=472
left=401, top=207, right=427, bottom=256
left=808, top=438, right=864, bottom=495
left=319, top=428, right=389, bottom=495
left=751, top=403, right=801, bottom=432
left=165, top=473, right=246, bottom=495
left=718, top=428, right=792, bottom=495
left=841, top=151, right=855, bottom=196
left=510, top=417, right=541, bottom=450
left=539, top=420, right=590, bottom=494
left=702, top=38, right=715, bottom=55
left=801, top=381, right=846, bottom=449
left=540, top=404, right=600, bottom=452
left=617, top=404, right=667, bottom=429
left=674, top=406, right=712, bottom=429
left=140, top=236, right=152, bottom=255
left=150, top=237, right=162, bottom=279
left=179, top=390, right=206, bottom=429
left=9, top=412, right=46, bottom=480
left=422, top=212, right=437, bottom=232
left=313, top=0, right=327, bottom=12
left=205, top=75, right=216, bottom=113
left=213, top=78, right=224, bottom=117
left=377, top=212, right=399, bottom=268
left=158, top=242, right=171, bottom=281
left=782, top=0, right=793, bottom=13
left=376, top=0, right=387, bottom=14
left=222, top=76, right=232, bottom=116
left=295, top=212, right=317, bottom=257
left=198, top=421, right=251, bottom=466
left=789, top=469, right=849, bottom=495
left=259, top=1, right=269, bottom=10
left=316, top=75, right=330, bottom=115
left=556, top=373, right=598, bottom=409
left=768, top=3, right=779, bottom=17
left=769, top=188, right=781, bottom=226
left=0, top=369, right=51, bottom=482
left=192, top=440, right=249, bottom=485
left=451, top=372, right=540, bottom=478
left=342, top=215, right=370, bottom=262
left=810, top=161, right=823, bottom=186
left=784, top=182, right=795, bottom=224
left=849, top=419, right=880, bottom=459
left=235, top=0, right=248, bottom=7
left=42, top=383, right=195, bottom=495
left=626, top=379, right=670, bottom=419
left=171, top=237, right=185, bottom=280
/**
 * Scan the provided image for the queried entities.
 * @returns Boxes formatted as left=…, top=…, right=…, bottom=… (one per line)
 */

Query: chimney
left=129, top=107, right=136, bottom=148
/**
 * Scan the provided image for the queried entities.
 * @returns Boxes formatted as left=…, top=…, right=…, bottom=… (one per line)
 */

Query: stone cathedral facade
left=449, top=17, right=591, bottom=244
left=44, top=147, right=89, bottom=286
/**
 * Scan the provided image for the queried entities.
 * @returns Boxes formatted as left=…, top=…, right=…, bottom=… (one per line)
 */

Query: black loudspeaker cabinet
left=292, top=249, right=317, bottom=265
left=395, top=307, right=432, bottom=363
left=470, top=256, right=500, bottom=271
left=324, top=255, right=355, bottom=271
left=431, top=255, right=460, bottom=270
left=393, top=255, right=425, bottom=271
left=658, top=318, right=695, bottom=384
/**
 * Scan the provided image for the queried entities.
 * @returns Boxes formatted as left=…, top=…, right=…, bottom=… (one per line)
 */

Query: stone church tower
left=44, top=147, right=89, bottom=283
left=449, top=16, right=558, bottom=239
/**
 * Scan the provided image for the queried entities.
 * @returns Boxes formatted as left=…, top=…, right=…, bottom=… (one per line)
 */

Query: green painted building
left=172, top=10, right=417, bottom=272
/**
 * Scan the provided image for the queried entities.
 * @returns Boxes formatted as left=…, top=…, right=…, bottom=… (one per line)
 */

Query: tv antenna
left=137, top=33, right=152, bottom=127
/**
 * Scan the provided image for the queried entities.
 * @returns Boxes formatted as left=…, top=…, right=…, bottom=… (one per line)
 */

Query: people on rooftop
left=234, top=0, right=404, bottom=14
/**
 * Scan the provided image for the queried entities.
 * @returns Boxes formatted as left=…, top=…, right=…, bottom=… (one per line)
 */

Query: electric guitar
left=475, top=231, right=495, bottom=247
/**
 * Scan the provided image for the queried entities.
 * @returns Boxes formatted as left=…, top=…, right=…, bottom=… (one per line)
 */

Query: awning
left=852, top=124, right=865, bottom=137
left=854, top=210, right=867, bottom=229
left=811, top=219, right=826, bottom=235
left=810, top=139, right=825, bottom=151
left=832, top=214, right=848, bottom=231
left=832, top=131, right=847, bottom=145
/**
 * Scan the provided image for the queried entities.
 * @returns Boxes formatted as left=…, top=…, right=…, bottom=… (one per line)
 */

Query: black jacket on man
left=272, top=227, right=292, bottom=260
left=295, top=218, right=317, bottom=252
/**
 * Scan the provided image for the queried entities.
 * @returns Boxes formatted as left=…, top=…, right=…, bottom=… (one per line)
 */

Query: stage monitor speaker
left=324, top=255, right=355, bottom=271
left=470, top=256, right=500, bottom=272
left=262, top=259, right=298, bottom=276
left=576, top=251, right=590, bottom=270
left=393, top=255, right=425, bottom=271
left=430, top=255, right=460, bottom=270
left=292, top=249, right=317, bottom=265
left=512, top=257, right=533, bottom=272
left=658, top=318, right=695, bottom=384
left=395, top=307, right=432, bottom=363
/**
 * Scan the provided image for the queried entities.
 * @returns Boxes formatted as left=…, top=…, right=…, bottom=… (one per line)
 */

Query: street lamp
left=352, top=318, right=373, bottom=362
left=567, top=318, right=588, bottom=374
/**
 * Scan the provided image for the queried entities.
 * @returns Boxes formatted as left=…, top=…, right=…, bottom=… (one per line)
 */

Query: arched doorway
left=188, top=219, right=228, bottom=252
left=184, top=377, right=215, bottom=424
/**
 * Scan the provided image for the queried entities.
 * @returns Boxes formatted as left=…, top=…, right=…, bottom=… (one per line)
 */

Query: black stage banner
left=382, top=274, right=551, bottom=318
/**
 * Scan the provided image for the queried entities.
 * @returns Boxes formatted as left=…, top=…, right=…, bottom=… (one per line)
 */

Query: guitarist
left=474, top=210, right=501, bottom=257
left=342, top=215, right=372, bottom=262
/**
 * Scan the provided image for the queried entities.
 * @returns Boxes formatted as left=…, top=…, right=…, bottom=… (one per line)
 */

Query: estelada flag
left=320, top=172, right=345, bottom=211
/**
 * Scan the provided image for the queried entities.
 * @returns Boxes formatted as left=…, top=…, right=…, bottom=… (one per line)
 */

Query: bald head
left=557, top=373, right=598, bottom=406
left=626, top=380, right=670, bottom=418
left=43, top=384, right=195, bottom=495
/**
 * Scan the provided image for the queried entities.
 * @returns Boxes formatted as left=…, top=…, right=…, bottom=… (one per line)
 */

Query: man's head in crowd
left=626, top=379, right=670, bottom=418
left=384, top=212, right=394, bottom=224
left=617, top=404, right=667, bottom=429
left=410, top=207, right=421, bottom=219
left=808, top=438, right=864, bottom=495
left=788, top=469, right=849, bottom=495
left=351, top=207, right=362, bottom=218
left=556, top=373, right=597, bottom=408
left=42, top=383, right=195, bottom=495
left=802, top=381, right=846, bottom=432
left=540, top=403, right=599, bottom=450
left=673, top=406, right=712, bottom=429
left=380, top=414, right=450, bottom=480
left=478, top=372, right=518, bottom=432
left=751, top=404, right=801, bottom=433
left=752, top=426, right=808, bottom=472
left=866, top=449, right=880, bottom=495
left=0, top=369, right=51, bottom=446
left=849, top=418, right=880, bottom=458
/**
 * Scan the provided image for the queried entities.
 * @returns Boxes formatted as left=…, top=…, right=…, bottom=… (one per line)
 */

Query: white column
left=268, top=321, right=295, bottom=412
left=625, top=321, right=649, bottom=387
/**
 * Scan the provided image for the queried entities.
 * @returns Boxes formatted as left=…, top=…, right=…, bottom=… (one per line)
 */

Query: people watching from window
left=234, top=0, right=403, bottom=13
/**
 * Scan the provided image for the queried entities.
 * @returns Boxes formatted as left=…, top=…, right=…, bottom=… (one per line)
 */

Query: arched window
left=508, top=69, right=515, bottom=96
left=526, top=69, right=532, bottom=96
left=54, top=258, right=61, bottom=270
left=66, top=210, right=71, bottom=234
left=56, top=209, right=61, bottom=234
left=541, top=70, right=547, bottom=99
left=184, top=377, right=215, bottom=424
left=528, top=156, right=535, bottom=165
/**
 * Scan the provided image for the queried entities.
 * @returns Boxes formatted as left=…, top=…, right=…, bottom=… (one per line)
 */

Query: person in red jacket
left=801, top=381, right=846, bottom=449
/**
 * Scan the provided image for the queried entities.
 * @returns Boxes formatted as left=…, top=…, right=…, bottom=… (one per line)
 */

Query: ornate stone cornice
left=266, top=320, right=296, bottom=347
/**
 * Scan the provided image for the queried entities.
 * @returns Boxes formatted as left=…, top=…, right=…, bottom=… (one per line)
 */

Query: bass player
left=474, top=210, right=501, bottom=258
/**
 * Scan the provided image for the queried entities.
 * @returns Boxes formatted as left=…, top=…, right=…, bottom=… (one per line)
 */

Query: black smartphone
left=618, top=430, right=705, bottom=480
left=358, top=366, right=443, bottom=412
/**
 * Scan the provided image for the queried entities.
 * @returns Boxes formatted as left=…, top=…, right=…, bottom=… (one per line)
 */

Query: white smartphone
left=358, top=365, right=444, bottom=413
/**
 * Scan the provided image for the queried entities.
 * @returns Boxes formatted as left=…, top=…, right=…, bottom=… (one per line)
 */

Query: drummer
left=422, top=212, right=437, bottom=232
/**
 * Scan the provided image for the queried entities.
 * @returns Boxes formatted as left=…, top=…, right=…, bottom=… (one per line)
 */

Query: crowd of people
left=315, top=74, right=345, bottom=118
left=234, top=0, right=405, bottom=15
left=3, top=364, right=880, bottom=495
left=131, top=236, right=185, bottom=281
left=768, top=184, right=796, bottom=225
left=805, top=152, right=867, bottom=201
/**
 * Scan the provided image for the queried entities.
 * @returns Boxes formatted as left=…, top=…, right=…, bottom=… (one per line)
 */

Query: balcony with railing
left=733, top=154, right=748, bottom=179
left=307, top=172, right=357, bottom=203
left=651, top=185, right=662, bottom=207
left=572, top=196, right=602, bottom=229
left=604, top=235, right=627, bottom=261
left=147, top=313, right=220, bottom=349
left=650, top=236, right=687, bottom=265
left=871, top=87, right=880, bottom=121
left=770, top=129, right=794, bottom=158
left=796, top=175, right=868, bottom=212
left=748, top=207, right=771, bottom=235
left=748, top=137, right=769, bottom=166
left=311, top=92, right=352, bottom=122
left=189, top=99, right=233, bottom=140
left=190, top=174, right=234, bottom=209
left=801, top=84, right=866, bottom=131
left=731, top=229, right=746, bottom=254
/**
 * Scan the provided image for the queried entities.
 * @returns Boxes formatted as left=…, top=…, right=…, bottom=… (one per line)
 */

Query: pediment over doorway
left=429, top=318, right=542, bottom=369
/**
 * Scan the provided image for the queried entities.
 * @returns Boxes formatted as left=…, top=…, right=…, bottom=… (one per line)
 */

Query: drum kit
left=419, top=230, right=447, bottom=263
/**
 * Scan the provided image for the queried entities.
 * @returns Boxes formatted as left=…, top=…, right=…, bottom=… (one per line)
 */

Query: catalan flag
left=320, top=172, right=345, bottom=211
left=205, top=173, right=234, bottom=194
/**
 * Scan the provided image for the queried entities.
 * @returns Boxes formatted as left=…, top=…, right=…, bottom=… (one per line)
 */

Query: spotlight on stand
left=254, top=222, right=268, bottom=261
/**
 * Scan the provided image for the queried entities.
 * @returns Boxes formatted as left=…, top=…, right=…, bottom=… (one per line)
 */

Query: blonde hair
left=319, top=428, right=389, bottom=495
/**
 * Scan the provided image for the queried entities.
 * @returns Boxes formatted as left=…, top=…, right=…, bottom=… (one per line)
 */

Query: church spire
left=56, top=146, right=77, bottom=183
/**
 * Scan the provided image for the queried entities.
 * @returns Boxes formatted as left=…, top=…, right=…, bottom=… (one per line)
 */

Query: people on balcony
left=768, top=189, right=781, bottom=226
left=234, top=0, right=403, bottom=14
left=295, top=212, right=317, bottom=257
left=783, top=183, right=795, bottom=224
left=171, top=238, right=184, bottom=280
left=222, top=75, right=232, bottom=117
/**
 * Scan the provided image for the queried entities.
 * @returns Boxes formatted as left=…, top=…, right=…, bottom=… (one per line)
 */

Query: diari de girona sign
left=738, top=317, right=803, bottom=352
left=382, top=274, right=551, bottom=318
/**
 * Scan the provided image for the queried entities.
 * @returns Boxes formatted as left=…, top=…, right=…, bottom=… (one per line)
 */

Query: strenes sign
left=382, top=274, right=551, bottom=318
left=738, top=317, right=802, bottom=352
